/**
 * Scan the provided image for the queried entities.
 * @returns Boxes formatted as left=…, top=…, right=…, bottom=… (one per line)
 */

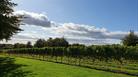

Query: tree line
left=0, top=37, right=69, bottom=49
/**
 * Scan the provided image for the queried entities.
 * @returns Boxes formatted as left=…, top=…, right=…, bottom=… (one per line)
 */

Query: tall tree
left=46, top=37, right=69, bottom=47
left=46, top=37, right=53, bottom=47
left=34, top=39, right=46, bottom=48
left=0, top=0, right=22, bottom=41
left=26, top=41, right=32, bottom=48
left=122, top=31, right=138, bottom=46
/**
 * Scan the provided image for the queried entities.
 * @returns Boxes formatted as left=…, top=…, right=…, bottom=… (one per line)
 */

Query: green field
left=0, top=55, right=136, bottom=77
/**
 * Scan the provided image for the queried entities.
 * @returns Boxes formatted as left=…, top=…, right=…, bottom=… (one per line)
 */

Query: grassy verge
left=9, top=54, right=138, bottom=76
left=0, top=55, right=137, bottom=77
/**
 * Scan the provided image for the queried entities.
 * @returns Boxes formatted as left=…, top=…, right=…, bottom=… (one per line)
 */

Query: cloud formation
left=53, top=23, right=129, bottom=40
left=4, top=10, right=137, bottom=45
left=14, top=10, right=51, bottom=27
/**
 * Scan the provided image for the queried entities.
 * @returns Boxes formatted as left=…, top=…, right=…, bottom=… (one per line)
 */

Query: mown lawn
left=0, top=55, right=136, bottom=77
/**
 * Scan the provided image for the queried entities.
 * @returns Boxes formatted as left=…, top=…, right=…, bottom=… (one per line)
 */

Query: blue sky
left=1, top=0, right=138, bottom=45
left=14, top=0, right=138, bottom=31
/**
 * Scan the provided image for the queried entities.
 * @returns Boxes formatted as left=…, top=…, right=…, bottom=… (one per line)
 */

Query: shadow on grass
left=0, top=57, right=34, bottom=77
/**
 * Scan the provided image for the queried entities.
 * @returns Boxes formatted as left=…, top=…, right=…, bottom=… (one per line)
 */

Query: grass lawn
left=0, top=55, right=137, bottom=77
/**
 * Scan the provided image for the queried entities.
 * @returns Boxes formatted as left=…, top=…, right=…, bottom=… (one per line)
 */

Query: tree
left=46, top=37, right=69, bottom=47
left=0, top=0, right=22, bottom=41
left=70, top=43, right=85, bottom=47
left=53, top=37, right=69, bottom=47
left=34, top=39, right=46, bottom=48
left=122, top=31, right=138, bottom=46
left=26, top=41, right=32, bottom=48
left=0, top=44, right=14, bottom=49
left=14, top=43, right=26, bottom=48
left=46, top=37, right=53, bottom=47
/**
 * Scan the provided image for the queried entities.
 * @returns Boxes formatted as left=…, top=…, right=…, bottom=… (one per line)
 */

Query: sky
left=1, top=0, right=138, bottom=45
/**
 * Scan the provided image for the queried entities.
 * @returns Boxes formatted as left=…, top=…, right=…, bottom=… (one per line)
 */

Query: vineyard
left=2, top=45, right=138, bottom=76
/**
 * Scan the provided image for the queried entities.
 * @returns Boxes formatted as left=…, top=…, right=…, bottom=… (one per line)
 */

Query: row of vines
left=5, top=45, right=138, bottom=63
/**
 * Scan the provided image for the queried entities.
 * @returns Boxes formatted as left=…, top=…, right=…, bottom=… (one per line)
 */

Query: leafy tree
left=122, top=31, right=138, bottom=46
left=46, top=37, right=69, bottom=47
left=26, top=41, right=32, bottom=48
left=14, top=43, right=26, bottom=48
left=34, top=39, right=46, bottom=48
left=0, top=0, right=22, bottom=41
left=70, top=43, right=85, bottom=47
left=0, top=44, right=13, bottom=49
left=46, top=38, right=53, bottom=47
left=53, top=38, right=69, bottom=47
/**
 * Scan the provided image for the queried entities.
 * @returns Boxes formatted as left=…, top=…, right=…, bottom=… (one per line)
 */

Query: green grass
left=0, top=55, right=137, bottom=77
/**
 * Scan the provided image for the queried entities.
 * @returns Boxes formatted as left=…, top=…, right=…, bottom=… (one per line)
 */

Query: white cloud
left=14, top=10, right=51, bottom=27
left=52, top=23, right=129, bottom=40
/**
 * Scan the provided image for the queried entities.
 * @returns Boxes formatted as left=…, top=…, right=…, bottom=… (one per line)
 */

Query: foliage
left=0, top=44, right=13, bottom=49
left=26, top=41, right=32, bottom=48
left=70, top=43, right=85, bottom=47
left=46, top=37, right=69, bottom=47
left=6, top=45, right=138, bottom=62
left=122, top=31, right=138, bottom=46
left=14, top=43, right=26, bottom=48
left=33, top=37, right=69, bottom=48
left=0, top=0, right=22, bottom=40
left=34, top=39, right=46, bottom=48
